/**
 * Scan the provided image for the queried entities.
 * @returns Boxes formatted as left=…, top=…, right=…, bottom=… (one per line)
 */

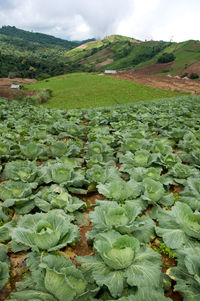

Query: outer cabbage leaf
left=97, top=179, right=142, bottom=201
left=11, top=210, right=79, bottom=251
left=35, top=184, right=85, bottom=213
left=142, top=178, right=165, bottom=204
left=0, top=245, right=9, bottom=289
left=179, top=178, right=200, bottom=210
left=86, top=165, right=121, bottom=185
left=156, top=202, right=200, bottom=249
left=170, top=247, right=200, bottom=301
left=9, top=252, right=89, bottom=301
left=88, top=202, right=154, bottom=242
left=49, top=141, right=68, bottom=158
left=20, top=142, right=47, bottom=160
left=0, top=181, right=37, bottom=200
left=129, top=167, right=162, bottom=182
left=106, top=289, right=171, bottom=301
left=0, top=181, right=37, bottom=213
left=150, top=140, right=172, bottom=155
left=119, top=150, right=155, bottom=169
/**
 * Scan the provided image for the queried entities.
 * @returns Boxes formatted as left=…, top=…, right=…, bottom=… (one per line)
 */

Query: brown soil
left=0, top=252, right=28, bottom=301
left=165, top=287, right=183, bottom=301
left=107, top=64, right=200, bottom=94
left=63, top=192, right=105, bottom=265
left=0, top=78, right=37, bottom=100
left=184, top=61, right=200, bottom=77
left=79, top=49, right=113, bottom=66
left=169, top=184, right=184, bottom=194
left=150, top=239, right=183, bottom=301
left=95, top=58, right=114, bottom=69
left=73, top=224, right=94, bottom=257
left=76, top=41, right=98, bottom=50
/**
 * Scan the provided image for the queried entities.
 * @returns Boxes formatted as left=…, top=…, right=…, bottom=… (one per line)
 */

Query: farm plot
left=0, top=95, right=200, bottom=301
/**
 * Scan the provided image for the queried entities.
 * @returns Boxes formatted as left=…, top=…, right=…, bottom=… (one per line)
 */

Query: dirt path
left=108, top=65, right=200, bottom=94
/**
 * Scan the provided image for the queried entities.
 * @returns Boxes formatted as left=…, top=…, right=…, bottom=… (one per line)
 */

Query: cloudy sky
left=0, top=0, right=199, bottom=42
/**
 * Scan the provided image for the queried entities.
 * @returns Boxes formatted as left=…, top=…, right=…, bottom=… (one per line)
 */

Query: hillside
left=0, top=26, right=200, bottom=79
left=64, top=37, right=200, bottom=77
left=25, top=73, right=184, bottom=109
left=0, top=26, right=94, bottom=79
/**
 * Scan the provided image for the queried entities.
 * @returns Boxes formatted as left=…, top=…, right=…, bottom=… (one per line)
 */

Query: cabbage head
left=77, top=231, right=161, bottom=298
left=0, top=181, right=37, bottom=214
left=88, top=201, right=154, bottom=243
left=2, top=160, right=38, bottom=183
left=35, top=184, right=85, bottom=213
left=97, top=179, right=142, bottom=201
left=11, top=210, right=80, bottom=251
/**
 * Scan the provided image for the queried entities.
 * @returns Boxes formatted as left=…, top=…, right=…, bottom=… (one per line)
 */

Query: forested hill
left=0, top=26, right=95, bottom=79
left=0, top=25, right=80, bottom=49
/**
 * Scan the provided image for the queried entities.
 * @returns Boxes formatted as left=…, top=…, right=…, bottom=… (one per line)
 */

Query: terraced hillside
left=0, top=95, right=200, bottom=300
left=64, top=37, right=200, bottom=77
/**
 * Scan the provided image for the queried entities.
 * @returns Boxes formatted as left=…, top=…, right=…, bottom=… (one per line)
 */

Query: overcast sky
left=0, top=0, right=199, bottom=42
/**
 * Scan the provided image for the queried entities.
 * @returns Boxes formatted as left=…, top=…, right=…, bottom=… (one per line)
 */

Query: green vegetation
left=1, top=95, right=200, bottom=300
left=0, top=26, right=93, bottom=79
left=25, top=73, right=184, bottom=109
left=153, top=242, right=176, bottom=259
left=189, top=72, right=199, bottom=79
left=157, top=52, right=176, bottom=63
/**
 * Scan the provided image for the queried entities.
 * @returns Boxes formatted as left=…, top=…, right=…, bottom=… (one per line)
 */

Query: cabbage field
left=0, top=95, right=200, bottom=301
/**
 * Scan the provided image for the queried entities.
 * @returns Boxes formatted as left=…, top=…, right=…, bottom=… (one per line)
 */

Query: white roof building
left=104, top=70, right=117, bottom=74
left=11, top=84, right=21, bottom=89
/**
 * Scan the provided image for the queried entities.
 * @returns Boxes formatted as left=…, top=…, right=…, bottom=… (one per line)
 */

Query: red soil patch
left=108, top=65, right=200, bottom=94
left=73, top=224, right=94, bottom=257
left=0, top=78, right=37, bottom=100
left=79, top=49, right=113, bottom=65
left=169, top=184, right=184, bottom=194
left=135, top=62, right=174, bottom=75
left=95, top=58, right=113, bottom=69
left=184, top=60, right=200, bottom=77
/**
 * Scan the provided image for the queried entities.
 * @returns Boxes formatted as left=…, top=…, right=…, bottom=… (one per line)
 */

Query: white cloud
left=0, top=0, right=199, bottom=41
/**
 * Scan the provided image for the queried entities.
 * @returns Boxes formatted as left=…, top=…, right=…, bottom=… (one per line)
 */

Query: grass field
left=25, top=73, right=184, bottom=110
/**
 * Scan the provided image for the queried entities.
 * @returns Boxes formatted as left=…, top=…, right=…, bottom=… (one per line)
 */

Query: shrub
left=157, top=53, right=175, bottom=63
left=38, top=88, right=52, bottom=103
left=181, top=72, right=188, bottom=78
left=189, top=72, right=199, bottom=79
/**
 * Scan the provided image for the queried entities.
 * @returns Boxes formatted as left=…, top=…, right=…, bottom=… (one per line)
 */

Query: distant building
left=11, top=84, right=21, bottom=89
left=104, top=70, right=117, bottom=74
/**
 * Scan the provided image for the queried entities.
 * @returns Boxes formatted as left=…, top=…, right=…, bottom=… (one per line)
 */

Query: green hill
left=64, top=37, right=200, bottom=76
left=25, top=73, right=184, bottom=109
left=0, top=26, right=92, bottom=79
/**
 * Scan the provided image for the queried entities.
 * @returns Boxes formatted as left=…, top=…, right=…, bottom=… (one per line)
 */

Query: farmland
left=0, top=95, right=200, bottom=300
left=25, top=73, right=184, bottom=109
